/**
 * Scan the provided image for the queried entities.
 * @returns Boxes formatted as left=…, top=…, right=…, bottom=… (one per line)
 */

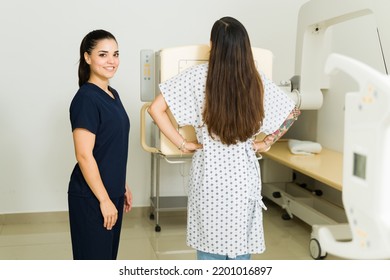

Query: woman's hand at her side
left=99, top=198, right=118, bottom=230
left=124, top=184, right=132, bottom=213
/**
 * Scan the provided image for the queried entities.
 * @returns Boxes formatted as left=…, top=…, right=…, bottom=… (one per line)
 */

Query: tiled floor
left=0, top=199, right=343, bottom=260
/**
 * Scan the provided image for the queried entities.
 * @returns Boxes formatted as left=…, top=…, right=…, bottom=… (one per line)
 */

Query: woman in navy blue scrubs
left=68, top=30, right=132, bottom=260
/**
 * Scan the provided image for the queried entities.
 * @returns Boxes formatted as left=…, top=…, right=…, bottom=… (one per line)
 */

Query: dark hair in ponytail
left=78, top=29, right=117, bottom=87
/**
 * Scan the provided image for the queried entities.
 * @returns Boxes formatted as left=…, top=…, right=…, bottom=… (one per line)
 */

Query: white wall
left=0, top=0, right=308, bottom=213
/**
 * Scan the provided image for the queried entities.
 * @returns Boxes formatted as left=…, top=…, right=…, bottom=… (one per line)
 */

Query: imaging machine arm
left=293, top=0, right=389, bottom=110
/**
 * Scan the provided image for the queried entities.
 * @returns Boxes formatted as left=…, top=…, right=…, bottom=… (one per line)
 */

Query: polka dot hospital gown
left=159, top=63, right=295, bottom=258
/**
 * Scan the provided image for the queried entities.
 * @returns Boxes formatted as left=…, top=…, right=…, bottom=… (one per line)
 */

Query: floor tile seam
left=0, top=239, right=71, bottom=248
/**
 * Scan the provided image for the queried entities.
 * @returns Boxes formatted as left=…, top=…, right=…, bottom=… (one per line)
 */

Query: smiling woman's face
left=84, top=38, right=119, bottom=84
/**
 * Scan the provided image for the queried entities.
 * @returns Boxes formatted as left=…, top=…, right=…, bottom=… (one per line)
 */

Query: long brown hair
left=203, top=17, right=264, bottom=145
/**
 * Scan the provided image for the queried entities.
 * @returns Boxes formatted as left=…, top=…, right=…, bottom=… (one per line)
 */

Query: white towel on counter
left=288, top=139, right=322, bottom=155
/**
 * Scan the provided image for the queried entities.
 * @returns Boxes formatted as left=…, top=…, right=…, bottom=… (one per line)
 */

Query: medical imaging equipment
left=292, top=0, right=389, bottom=110
left=318, top=53, right=390, bottom=259
left=260, top=0, right=390, bottom=259
left=140, top=45, right=210, bottom=232
left=140, top=45, right=273, bottom=231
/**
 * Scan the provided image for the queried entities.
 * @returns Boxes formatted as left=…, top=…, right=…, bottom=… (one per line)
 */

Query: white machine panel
left=156, top=45, right=210, bottom=156
left=318, top=53, right=390, bottom=259
left=140, top=49, right=155, bottom=102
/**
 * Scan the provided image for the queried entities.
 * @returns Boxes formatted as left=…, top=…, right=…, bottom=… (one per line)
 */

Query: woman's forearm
left=148, top=94, right=185, bottom=149
left=77, top=154, right=110, bottom=203
left=73, top=129, right=110, bottom=203
left=263, top=106, right=301, bottom=146
left=254, top=107, right=300, bottom=152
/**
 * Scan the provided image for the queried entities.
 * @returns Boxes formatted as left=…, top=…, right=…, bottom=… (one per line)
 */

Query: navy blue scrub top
left=68, top=83, right=130, bottom=198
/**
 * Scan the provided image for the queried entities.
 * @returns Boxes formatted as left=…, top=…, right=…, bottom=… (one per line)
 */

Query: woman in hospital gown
left=148, top=16, right=299, bottom=260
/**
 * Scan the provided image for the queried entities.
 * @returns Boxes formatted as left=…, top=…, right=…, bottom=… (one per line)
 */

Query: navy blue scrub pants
left=68, top=195, right=124, bottom=260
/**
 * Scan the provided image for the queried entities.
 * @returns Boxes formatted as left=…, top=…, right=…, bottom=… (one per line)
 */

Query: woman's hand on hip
left=182, top=141, right=203, bottom=153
